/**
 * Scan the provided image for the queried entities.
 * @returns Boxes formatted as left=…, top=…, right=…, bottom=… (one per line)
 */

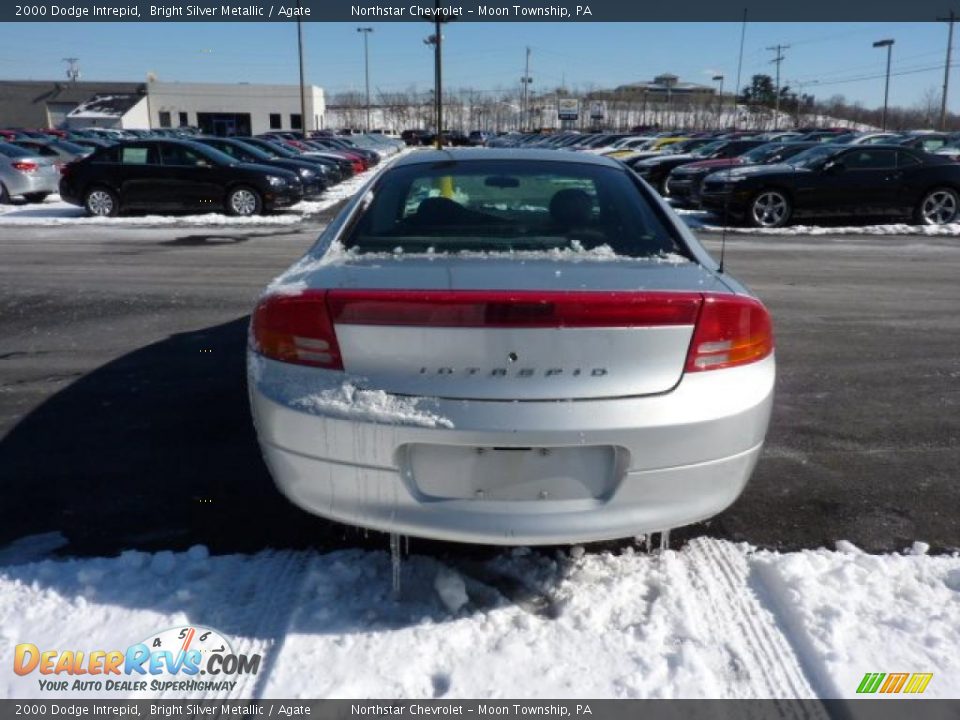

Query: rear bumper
left=249, top=354, right=775, bottom=545
left=4, top=171, right=59, bottom=197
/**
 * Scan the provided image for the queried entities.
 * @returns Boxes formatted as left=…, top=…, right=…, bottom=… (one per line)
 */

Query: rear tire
left=23, top=192, right=49, bottom=204
left=226, top=186, right=263, bottom=217
left=83, top=186, right=119, bottom=217
left=915, top=187, right=960, bottom=225
left=0, top=183, right=9, bottom=205
left=747, top=189, right=792, bottom=228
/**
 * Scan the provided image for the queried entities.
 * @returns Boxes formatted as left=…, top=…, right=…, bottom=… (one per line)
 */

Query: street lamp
left=296, top=0, right=307, bottom=134
left=873, top=38, right=895, bottom=130
left=357, top=28, right=373, bottom=132
left=712, top=74, right=724, bottom=127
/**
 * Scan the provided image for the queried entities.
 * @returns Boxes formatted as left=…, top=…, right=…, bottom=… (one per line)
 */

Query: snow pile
left=289, top=381, right=455, bottom=429
left=249, top=355, right=454, bottom=429
left=1, top=537, right=957, bottom=699
left=676, top=207, right=960, bottom=236
left=753, top=541, right=960, bottom=698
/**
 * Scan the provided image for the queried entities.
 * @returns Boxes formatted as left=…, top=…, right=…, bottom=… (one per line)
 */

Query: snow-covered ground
left=1, top=535, right=957, bottom=699
left=676, top=207, right=960, bottom=236
left=0, top=150, right=413, bottom=228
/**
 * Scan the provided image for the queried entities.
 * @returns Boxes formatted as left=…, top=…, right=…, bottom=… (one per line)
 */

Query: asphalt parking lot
left=0, top=218, right=957, bottom=557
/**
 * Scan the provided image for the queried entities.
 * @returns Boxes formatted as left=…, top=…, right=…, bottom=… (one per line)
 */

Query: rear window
left=344, top=159, right=686, bottom=258
left=0, top=141, right=38, bottom=158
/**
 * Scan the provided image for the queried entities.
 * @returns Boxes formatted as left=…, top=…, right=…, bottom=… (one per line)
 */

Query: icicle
left=390, top=532, right=402, bottom=598
left=659, top=529, right=671, bottom=553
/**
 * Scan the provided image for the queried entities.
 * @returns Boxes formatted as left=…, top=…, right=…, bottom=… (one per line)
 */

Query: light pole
left=873, top=38, right=895, bottom=131
left=296, top=0, right=307, bottom=134
left=357, top=27, right=373, bottom=132
left=712, top=74, right=724, bottom=127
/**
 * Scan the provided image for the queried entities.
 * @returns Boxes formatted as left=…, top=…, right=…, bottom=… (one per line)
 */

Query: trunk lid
left=304, top=256, right=730, bottom=401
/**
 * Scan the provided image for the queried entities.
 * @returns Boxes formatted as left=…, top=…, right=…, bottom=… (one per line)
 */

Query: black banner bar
left=1, top=0, right=958, bottom=22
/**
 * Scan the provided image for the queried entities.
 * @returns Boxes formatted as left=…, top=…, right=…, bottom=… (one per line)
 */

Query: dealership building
left=0, top=79, right=327, bottom=135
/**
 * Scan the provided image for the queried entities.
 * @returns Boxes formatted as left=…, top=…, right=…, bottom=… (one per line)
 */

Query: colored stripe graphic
left=880, top=673, right=909, bottom=693
left=857, top=672, right=933, bottom=694
left=904, top=673, right=934, bottom=694
left=857, top=673, right=886, bottom=694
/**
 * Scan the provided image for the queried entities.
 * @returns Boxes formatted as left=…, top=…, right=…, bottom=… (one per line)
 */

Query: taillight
left=250, top=290, right=343, bottom=369
left=326, top=290, right=703, bottom=328
left=685, top=294, right=774, bottom=372
left=12, top=161, right=38, bottom=172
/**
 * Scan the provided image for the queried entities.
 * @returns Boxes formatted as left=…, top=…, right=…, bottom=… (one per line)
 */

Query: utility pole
left=767, top=44, right=789, bottom=130
left=521, top=47, right=533, bottom=131
left=357, top=27, right=373, bottom=131
left=296, top=0, right=307, bottom=134
left=938, top=11, right=955, bottom=130
left=873, top=38, right=895, bottom=131
left=733, top=8, right=747, bottom=130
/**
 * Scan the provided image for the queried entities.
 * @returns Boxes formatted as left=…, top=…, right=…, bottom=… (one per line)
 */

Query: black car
left=194, top=137, right=328, bottom=198
left=239, top=137, right=350, bottom=181
left=665, top=142, right=817, bottom=207
left=699, top=144, right=960, bottom=227
left=401, top=129, right=430, bottom=146
left=59, top=139, right=302, bottom=217
left=630, top=139, right=767, bottom=194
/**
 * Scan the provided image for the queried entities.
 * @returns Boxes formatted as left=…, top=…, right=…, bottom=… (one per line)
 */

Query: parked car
left=699, top=143, right=960, bottom=227
left=631, top=139, right=767, bottom=194
left=666, top=141, right=817, bottom=207
left=240, top=137, right=352, bottom=181
left=59, top=139, right=303, bottom=217
left=248, top=149, right=775, bottom=544
left=0, top=141, right=60, bottom=204
left=468, top=130, right=492, bottom=146
left=194, top=137, right=328, bottom=198
left=401, top=129, right=430, bottom=146
left=11, top=138, right=92, bottom=168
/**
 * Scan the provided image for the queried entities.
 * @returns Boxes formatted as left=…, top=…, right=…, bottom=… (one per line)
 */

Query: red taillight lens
left=685, top=294, right=774, bottom=372
left=251, top=290, right=343, bottom=369
left=12, top=161, right=38, bottom=172
left=327, top=290, right=703, bottom=328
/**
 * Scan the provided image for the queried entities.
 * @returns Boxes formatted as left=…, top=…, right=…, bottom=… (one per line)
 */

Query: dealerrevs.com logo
left=14, top=626, right=260, bottom=693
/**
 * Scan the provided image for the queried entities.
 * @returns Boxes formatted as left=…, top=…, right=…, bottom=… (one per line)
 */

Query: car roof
left=392, top=148, right=624, bottom=169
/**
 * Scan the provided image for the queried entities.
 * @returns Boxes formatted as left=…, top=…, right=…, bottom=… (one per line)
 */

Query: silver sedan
left=248, top=149, right=775, bottom=545
left=0, top=141, right=60, bottom=204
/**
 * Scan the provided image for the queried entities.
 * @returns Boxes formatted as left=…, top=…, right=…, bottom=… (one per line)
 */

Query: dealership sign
left=589, top=101, right=606, bottom=119
left=558, top=98, right=580, bottom=120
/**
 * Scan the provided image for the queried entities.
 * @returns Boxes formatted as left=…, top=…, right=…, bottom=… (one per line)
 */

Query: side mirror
left=823, top=160, right=846, bottom=174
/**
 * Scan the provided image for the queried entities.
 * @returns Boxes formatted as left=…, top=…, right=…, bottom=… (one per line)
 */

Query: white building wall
left=120, top=97, right=150, bottom=129
left=145, top=81, right=326, bottom=134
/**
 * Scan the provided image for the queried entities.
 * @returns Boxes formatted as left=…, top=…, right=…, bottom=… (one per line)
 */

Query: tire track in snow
left=193, top=550, right=311, bottom=701
left=683, top=537, right=823, bottom=711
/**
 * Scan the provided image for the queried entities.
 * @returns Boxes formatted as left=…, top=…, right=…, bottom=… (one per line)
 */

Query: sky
left=0, top=22, right=955, bottom=111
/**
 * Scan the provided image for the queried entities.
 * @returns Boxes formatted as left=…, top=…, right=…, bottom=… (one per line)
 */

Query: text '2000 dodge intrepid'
left=248, top=149, right=775, bottom=545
